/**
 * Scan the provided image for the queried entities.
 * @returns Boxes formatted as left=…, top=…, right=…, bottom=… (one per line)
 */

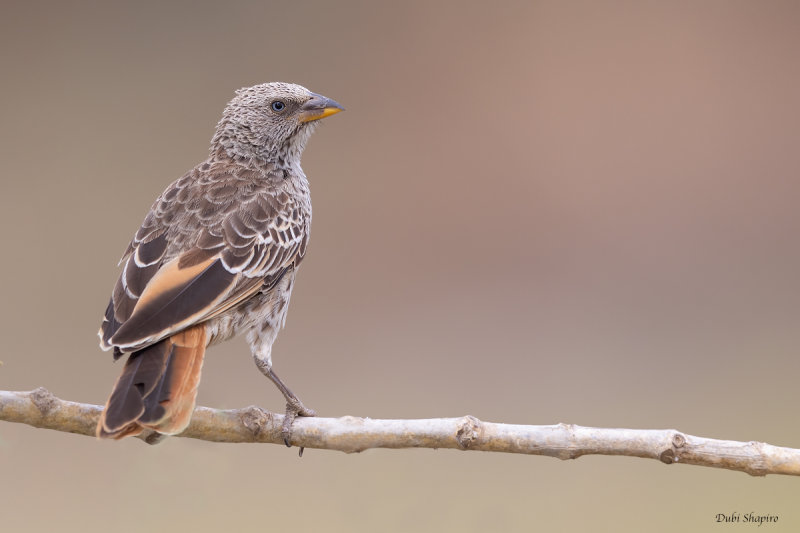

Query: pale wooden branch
left=1, top=388, right=798, bottom=477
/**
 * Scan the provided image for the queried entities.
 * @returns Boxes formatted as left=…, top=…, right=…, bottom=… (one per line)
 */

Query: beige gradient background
left=1, top=1, right=799, bottom=531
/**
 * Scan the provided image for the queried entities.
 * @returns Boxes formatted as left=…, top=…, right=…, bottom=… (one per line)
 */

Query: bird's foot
left=281, top=397, right=316, bottom=450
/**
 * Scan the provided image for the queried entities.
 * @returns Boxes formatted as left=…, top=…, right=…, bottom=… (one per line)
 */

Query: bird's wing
left=99, top=169, right=309, bottom=354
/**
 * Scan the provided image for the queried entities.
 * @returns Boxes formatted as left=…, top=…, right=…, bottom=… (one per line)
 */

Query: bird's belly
left=205, top=272, right=296, bottom=347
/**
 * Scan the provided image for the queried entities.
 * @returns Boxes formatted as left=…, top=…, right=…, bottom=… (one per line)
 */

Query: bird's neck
left=209, top=119, right=313, bottom=173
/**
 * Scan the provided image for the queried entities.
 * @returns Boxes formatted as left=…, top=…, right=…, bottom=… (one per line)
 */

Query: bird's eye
left=271, top=100, right=286, bottom=112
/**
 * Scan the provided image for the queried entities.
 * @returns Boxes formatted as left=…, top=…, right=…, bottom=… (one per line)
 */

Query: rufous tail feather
left=97, top=325, right=207, bottom=439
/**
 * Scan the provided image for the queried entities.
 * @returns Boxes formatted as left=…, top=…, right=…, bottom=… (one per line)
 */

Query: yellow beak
left=298, top=92, right=345, bottom=123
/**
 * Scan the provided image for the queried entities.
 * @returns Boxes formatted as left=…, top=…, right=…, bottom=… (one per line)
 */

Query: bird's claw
left=281, top=398, right=316, bottom=448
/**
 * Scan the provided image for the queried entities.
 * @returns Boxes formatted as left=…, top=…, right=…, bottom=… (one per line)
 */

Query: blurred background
left=1, top=0, right=799, bottom=531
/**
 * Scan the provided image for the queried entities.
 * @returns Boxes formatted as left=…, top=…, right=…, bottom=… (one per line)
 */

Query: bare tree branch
left=1, top=388, right=798, bottom=477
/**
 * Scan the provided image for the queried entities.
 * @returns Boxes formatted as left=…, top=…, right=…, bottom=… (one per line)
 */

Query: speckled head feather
left=211, top=82, right=343, bottom=166
left=96, top=82, right=343, bottom=439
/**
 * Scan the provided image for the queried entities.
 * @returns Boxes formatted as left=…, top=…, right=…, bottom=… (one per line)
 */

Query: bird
left=96, top=82, right=343, bottom=443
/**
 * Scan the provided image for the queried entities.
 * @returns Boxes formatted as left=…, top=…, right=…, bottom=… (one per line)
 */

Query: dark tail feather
left=97, top=325, right=207, bottom=439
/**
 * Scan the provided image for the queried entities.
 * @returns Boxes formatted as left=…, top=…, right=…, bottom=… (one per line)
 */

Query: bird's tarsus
left=260, top=364, right=316, bottom=449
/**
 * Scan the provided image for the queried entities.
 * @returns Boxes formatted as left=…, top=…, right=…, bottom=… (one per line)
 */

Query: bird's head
left=211, top=82, right=344, bottom=166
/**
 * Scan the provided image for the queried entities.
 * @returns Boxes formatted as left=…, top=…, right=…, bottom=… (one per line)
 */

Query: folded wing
left=98, top=172, right=309, bottom=355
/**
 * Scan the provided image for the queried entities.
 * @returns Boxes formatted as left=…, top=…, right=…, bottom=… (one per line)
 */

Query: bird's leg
left=254, top=358, right=316, bottom=447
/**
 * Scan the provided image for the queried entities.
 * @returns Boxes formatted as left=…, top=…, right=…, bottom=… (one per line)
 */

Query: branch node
left=744, top=441, right=769, bottom=477
left=660, top=448, right=676, bottom=464
left=672, top=432, right=687, bottom=448
left=30, top=387, right=57, bottom=416
left=240, top=405, right=270, bottom=436
left=455, top=415, right=482, bottom=450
